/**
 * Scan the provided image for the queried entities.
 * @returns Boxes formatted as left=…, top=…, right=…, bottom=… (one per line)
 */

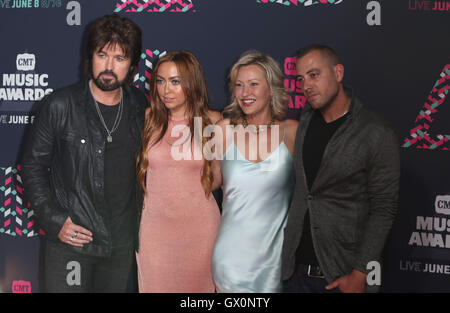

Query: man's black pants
left=43, top=239, right=134, bottom=293
left=282, top=264, right=341, bottom=293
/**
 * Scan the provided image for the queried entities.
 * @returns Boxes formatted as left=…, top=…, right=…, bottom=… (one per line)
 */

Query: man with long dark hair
left=22, top=14, right=148, bottom=292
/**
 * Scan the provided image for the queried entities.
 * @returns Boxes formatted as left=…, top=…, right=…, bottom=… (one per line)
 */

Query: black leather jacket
left=22, top=79, right=147, bottom=257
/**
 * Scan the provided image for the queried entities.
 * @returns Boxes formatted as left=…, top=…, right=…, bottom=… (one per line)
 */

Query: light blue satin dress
left=212, top=123, right=294, bottom=293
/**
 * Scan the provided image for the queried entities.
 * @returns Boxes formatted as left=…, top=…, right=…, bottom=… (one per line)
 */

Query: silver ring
left=69, top=236, right=74, bottom=242
left=74, top=231, right=78, bottom=238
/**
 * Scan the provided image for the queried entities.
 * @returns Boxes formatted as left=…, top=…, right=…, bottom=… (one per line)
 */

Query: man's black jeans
left=282, top=264, right=341, bottom=293
left=43, top=239, right=134, bottom=293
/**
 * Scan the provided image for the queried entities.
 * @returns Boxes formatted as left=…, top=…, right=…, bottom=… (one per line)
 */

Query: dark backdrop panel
left=0, top=0, right=449, bottom=293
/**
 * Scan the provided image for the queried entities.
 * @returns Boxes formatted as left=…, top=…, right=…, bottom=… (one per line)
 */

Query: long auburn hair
left=137, top=50, right=214, bottom=196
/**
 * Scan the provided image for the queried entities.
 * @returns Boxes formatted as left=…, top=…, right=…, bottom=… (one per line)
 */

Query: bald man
left=281, top=44, right=400, bottom=293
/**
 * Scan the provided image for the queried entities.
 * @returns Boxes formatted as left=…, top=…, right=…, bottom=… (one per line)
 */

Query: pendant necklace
left=89, top=80, right=123, bottom=143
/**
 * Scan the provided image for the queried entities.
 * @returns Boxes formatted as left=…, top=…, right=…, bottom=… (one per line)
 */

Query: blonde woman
left=211, top=51, right=298, bottom=293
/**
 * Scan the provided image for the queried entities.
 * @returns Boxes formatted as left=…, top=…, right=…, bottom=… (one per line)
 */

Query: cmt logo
left=114, top=0, right=195, bottom=12
left=12, top=280, right=31, bottom=293
left=436, top=195, right=450, bottom=215
left=16, top=53, right=35, bottom=71
left=284, top=57, right=297, bottom=76
left=134, top=49, right=167, bottom=101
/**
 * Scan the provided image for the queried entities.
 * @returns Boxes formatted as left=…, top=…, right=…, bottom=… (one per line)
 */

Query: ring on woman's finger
left=74, top=231, right=78, bottom=238
left=69, top=236, right=74, bottom=242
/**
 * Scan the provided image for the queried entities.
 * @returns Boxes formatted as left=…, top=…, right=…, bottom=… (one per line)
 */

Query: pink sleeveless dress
left=136, top=115, right=220, bottom=293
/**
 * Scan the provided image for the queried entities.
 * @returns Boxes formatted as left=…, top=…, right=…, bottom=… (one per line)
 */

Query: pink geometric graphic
left=134, top=49, right=167, bottom=101
left=0, top=166, right=43, bottom=238
left=114, top=0, right=195, bottom=13
left=402, top=64, right=450, bottom=150
left=257, top=0, right=343, bottom=7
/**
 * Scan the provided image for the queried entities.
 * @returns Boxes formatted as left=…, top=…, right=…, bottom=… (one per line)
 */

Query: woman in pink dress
left=135, top=50, right=221, bottom=292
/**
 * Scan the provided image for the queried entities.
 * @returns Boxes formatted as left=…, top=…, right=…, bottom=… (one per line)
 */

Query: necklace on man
left=89, top=80, right=123, bottom=143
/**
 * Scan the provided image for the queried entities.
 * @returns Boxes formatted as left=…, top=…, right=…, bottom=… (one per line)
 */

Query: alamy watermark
left=168, top=117, right=282, bottom=171
left=66, top=261, right=81, bottom=286
left=366, top=261, right=381, bottom=286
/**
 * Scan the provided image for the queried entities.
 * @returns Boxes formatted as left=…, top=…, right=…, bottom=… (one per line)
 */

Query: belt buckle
left=307, top=265, right=325, bottom=278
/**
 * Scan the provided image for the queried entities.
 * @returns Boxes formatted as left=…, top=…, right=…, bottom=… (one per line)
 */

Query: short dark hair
left=296, top=44, right=341, bottom=66
left=86, top=14, right=142, bottom=79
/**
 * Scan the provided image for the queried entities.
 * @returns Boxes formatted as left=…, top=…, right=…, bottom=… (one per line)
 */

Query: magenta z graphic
left=257, top=0, right=343, bottom=6
left=402, top=64, right=450, bottom=150
left=114, top=0, right=195, bottom=12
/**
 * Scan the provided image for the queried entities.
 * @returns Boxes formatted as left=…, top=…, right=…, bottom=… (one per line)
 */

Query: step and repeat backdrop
left=0, top=0, right=449, bottom=293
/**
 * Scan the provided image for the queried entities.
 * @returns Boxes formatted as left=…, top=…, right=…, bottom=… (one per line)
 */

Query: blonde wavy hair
left=222, top=50, right=290, bottom=124
left=137, top=50, right=214, bottom=197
